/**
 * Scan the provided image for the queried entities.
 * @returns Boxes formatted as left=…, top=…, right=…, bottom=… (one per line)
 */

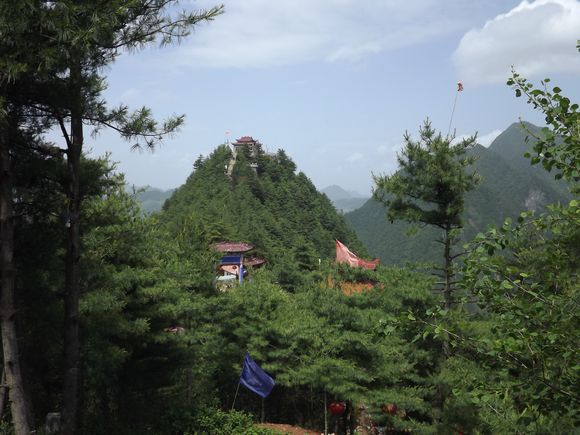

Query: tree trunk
left=61, top=60, right=83, bottom=435
left=0, top=369, right=8, bottom=421
left=442, top=225, right=452, bottom=358
left=0, top=123, right=33, bottom=434
left=0, top=370, right=8, bottom=420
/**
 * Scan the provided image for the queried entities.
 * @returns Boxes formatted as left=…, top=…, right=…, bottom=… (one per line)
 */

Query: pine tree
left=1, top=2, right=223, bottom=432
left=373, top=120, right=479, bottom=356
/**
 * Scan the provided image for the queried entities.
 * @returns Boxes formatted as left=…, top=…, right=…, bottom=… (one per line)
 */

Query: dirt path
left=257, top=422, right=321, bottom=434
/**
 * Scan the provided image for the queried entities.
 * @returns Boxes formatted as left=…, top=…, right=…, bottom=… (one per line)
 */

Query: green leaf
left=500, top=280, right=513, bottom=290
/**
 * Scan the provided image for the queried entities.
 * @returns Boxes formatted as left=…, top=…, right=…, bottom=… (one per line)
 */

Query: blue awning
left=219, top=254, right=243, bottom=265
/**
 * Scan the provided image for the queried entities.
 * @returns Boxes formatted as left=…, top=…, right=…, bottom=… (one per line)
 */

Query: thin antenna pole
left=447, top=90, right=459, bottom=138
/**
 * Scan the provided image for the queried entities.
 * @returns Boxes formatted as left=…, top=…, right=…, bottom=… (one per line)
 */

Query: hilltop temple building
left=231, top=136, right=262, bottom=157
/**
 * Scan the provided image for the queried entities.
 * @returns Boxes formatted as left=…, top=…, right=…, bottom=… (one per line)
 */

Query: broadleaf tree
left=456, top=63, right=579, bottom=429
left=507, top=71, right=579, bottom=185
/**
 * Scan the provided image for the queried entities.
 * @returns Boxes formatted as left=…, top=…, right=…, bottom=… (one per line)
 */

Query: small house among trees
left=214, top=241, right=266, bottom=291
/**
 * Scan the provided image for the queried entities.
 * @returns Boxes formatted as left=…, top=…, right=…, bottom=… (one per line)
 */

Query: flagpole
left=324, top=389, right=328, bottom=435
left=231, top=381, right=241, bottom=410
left=261, top=397, right=265, bottom=423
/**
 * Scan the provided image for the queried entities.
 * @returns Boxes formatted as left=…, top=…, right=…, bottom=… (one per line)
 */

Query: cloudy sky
left=84, top=0, right=580, bottom=195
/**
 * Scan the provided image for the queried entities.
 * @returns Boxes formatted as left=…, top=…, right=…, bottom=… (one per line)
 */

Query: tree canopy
left=0, top=4, right=578, bottom=434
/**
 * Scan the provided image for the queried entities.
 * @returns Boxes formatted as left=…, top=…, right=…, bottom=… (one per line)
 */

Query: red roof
left=244, top=257, right=266, bottom=267
left=236, top=136, right=256, bottom=143
left=213, top=241, right=254, bottom=253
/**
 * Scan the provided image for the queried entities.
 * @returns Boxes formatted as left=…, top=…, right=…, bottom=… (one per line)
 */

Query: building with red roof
left=213, top=241, right=266, bottom=291
left=232, top=136, right=262, bottom=157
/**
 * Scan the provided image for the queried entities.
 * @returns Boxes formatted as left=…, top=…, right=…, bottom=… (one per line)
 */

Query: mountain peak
left=322, top=185, right=365, bottom=202
left=489, top=121, right=541, bottom=151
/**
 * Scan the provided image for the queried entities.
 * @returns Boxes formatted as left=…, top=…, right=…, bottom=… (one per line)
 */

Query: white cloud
left=477, top=129, right=503, bottom=147
left=453, top=0, right=580, bottom=85
left=169, top=0, right=474, bottom=69
left=455, top=128, right=503, bottom=147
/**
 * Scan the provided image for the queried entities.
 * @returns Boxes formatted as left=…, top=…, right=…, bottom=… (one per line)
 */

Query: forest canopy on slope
left=161, top=143, right=366, bottom=287
left=346, top=122, right=573, bottom=265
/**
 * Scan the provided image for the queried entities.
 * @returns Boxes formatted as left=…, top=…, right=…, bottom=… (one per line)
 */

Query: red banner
left=335, top=240, right=379, bottom=270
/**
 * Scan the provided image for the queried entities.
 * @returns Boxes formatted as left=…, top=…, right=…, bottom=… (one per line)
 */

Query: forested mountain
left=321, top=185, right=354, bottom=202
left=487, top=121, right=572, bottom=199
left=346, top=122, right=572, bottom=264
left=161, top=143, right=366, bottom=286
left=321, top=185, right=369, bottom=213
left=132, top=186, right=175, bottom=213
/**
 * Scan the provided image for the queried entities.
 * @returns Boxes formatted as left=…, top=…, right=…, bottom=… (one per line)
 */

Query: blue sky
left=83, top=0, right=580, bottom=195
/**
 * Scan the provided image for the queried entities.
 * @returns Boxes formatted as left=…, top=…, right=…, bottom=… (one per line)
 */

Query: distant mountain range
left=345, top=122, right=572, bottom=265
left=321, top=185, right=369, bottom=213
left=131, top=186, right=175, bottom=213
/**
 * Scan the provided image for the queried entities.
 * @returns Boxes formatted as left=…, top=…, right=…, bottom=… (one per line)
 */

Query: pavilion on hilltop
left=231, top=136, right=262, bottom=157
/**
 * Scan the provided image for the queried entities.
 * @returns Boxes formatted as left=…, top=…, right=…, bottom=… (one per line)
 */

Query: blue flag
left=239, top=353, right=275, bottom=398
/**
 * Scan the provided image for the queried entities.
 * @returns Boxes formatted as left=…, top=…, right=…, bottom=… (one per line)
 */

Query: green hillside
left=332, top=196, right=369, bottom=213
left=161, top=143, right=365, bottom=281
left=488, top=121, right=572, bottom=199
left=345, top=122, right=573, bottom=265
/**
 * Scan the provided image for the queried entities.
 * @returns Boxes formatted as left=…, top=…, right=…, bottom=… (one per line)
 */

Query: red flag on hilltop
left=335, top=240, right=379, bottom=270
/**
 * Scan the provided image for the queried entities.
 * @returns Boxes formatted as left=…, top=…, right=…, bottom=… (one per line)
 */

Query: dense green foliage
left=162, top=144, right=364, bottom=288
left=460, top=74, right=579, bottom=430
left=372, top=120, right=479, bottom=303
left=1, top=1, right=223, bottom=433
left=0, top=135, right=448, bottom=434
left=372, top=120, right=479, bottom=231
left=1, top=2, right=578, bottom=433
left=508, top=74, right=579, bottom=185
left=1, top=138, right=483, bottom=434
left=185, top=409, right=278, bottom=435
left=174, top=266, right=442, bottom=433
left=416, top=72, right=579, bottom=432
